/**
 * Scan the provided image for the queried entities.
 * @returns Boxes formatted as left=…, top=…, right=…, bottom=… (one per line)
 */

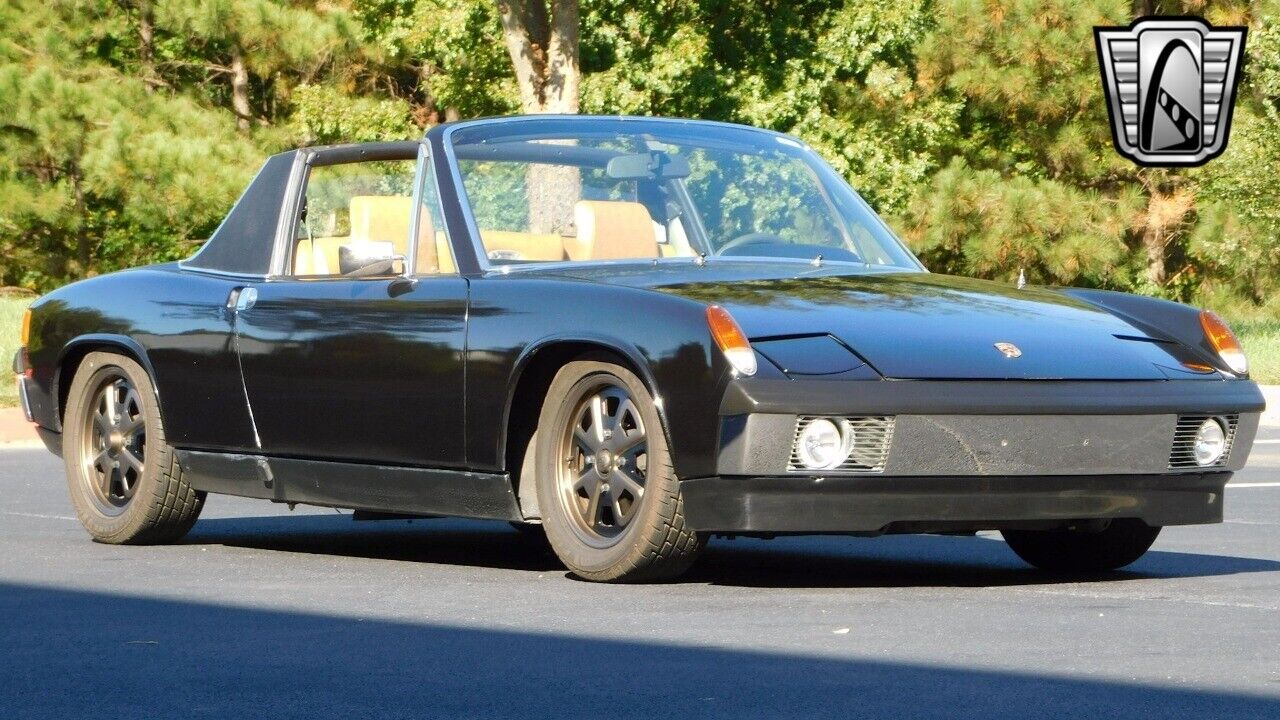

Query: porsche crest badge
left=994, top=342, right=1022, bottom=359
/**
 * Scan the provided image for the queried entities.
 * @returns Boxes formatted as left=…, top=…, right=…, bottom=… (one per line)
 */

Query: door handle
left=227, top=286, right=258, bottom=312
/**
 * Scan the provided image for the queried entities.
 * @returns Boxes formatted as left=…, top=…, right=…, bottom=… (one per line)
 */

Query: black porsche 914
left=13, top=115, right=1265, bottom=581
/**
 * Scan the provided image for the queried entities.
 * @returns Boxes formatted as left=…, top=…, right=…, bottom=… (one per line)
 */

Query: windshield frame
left=440, top=115, right=926, bottom=274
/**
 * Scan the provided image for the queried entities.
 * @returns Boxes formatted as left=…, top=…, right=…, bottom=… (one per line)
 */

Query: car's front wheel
left=1002, top=519, right=1161, bottom=573
left=535, top=358, right=703, bottom=582
left=63, top=351, right=204, bottom=544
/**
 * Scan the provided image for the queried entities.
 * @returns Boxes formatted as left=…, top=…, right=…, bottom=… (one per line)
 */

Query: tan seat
left=435, top=232, right=456, bottom=274
left=348, top=196, right=416, bottom=270
left=566, top=200, right=659, bottom=261
left=293, top=235, right=347, bottom=275
left=293, top=195, right=453, bottom=275
left=480, top=230, right=565, bottom=261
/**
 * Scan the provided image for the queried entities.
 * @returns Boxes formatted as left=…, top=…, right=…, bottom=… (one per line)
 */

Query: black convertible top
left=182, top=140, right=422, bottom=276
left=181, top=151, right=298, bottom=276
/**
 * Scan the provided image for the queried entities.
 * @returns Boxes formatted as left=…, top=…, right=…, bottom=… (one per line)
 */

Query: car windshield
left=447, top=118, right=921, bottom=269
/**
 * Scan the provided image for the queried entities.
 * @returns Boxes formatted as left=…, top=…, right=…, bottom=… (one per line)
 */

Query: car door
left=232, top=144, right=469, bottom=468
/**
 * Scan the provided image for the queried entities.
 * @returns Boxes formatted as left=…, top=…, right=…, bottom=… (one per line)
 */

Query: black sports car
left=13, top=116, right=1264, bottom=582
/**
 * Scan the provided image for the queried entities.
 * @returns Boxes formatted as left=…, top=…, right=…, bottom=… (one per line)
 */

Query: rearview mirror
left=606, top=152, right=691, bottom=180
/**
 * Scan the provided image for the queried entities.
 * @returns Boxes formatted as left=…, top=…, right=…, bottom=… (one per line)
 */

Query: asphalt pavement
left=1, top=428, right=1278, bottom=719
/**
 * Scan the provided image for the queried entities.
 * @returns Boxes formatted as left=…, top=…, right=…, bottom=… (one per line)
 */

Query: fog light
left=796, top=418, right=851, bottom=470
left=1193, top=418, right=1227, bottom=466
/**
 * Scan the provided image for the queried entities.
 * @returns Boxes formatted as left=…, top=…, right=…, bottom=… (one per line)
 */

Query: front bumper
left=696, top=377, right=1262, bottom=533
left=680, top=472, right=1229, bottom=533
left=12, top=349, right=35, bottom=423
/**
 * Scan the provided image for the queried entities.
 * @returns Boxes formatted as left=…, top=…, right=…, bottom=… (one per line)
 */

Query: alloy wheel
left=555, top=381, right=649, bottom=547
left=79, top=374, right=147, bottom=516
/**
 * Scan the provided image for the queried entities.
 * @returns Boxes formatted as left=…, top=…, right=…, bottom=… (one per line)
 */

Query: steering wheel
left=715, top=232, right=789, bottom=255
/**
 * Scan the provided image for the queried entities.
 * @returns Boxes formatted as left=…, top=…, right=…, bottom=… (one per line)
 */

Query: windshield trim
left=478, top=254, right=926, bottom=278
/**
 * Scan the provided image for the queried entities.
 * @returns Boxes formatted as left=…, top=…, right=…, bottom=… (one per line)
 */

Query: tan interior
left=435, top=233, right=456, bottom=274
left=292, top=195, right=454, bottom=276
left=565, top=200, right=659, bottom=261
left=479, top=230, right=566, bottom=261
left=294, top=197, right=667, bottom=273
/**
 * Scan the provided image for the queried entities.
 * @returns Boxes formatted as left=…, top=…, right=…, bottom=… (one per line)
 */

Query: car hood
left=522, top=262, right=1198, bottom=380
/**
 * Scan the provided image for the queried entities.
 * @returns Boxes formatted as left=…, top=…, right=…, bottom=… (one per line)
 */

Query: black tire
left=535, top=359, right=704, bottom=582
left=63, top=351, right=204, bottom=544
left=1002, top=519, right=1161, bottom=573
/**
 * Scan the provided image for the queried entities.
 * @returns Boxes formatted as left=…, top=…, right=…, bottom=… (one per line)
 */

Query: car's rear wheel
left=1002, top=519, right=1161, bottom=573
left=63, top=351, right=204, bottom=544
left=535, top=359, right=703, bottom=582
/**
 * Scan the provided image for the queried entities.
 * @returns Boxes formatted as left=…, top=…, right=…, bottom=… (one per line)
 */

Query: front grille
left=787, top=416, right=895, bottom=474
left=1169, top=414, right=1239, bottom=469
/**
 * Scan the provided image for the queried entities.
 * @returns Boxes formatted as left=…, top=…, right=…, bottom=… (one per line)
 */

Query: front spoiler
left=679, top=472, right=1229, bottom=534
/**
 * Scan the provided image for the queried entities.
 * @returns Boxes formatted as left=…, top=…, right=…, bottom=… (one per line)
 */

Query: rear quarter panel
left=25, top=265, right=255, bottom=450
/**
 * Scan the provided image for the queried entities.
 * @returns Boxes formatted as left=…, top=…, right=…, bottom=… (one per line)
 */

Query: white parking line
left=1253, top=439, right=1280, bottom=444
left=1228, top=482, right=1280, bottom=488
left=0, top=511, right=76, bottom=521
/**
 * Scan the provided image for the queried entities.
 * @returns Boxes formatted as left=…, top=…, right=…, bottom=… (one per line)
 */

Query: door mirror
left=339, top=245, right=405, bottom=277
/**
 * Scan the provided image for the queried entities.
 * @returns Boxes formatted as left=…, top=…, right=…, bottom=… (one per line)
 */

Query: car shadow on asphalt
left=182, top=514, right=1280, bottom=589
left=1, top=580, right=1277, bottom=719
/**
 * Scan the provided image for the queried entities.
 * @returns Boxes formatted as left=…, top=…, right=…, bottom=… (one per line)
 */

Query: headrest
left=566, top=200, right=659, bottom=261
left=349, top=195, right=413, bottom=250
left=347, top=195, right=440, bottom=274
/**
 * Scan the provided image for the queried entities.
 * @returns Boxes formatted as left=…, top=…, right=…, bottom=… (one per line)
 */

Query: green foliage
left=903, top=159, right=1137, bottom=287
left=0, top=0, right=1277, bottom=320
left=292, top=85, right=416, bottom=143
left=0, top=296, right=32, bottom=407
left=1192, top=13, right=1280, bottom=304
left=1232, top=318, right=1280, bottom=384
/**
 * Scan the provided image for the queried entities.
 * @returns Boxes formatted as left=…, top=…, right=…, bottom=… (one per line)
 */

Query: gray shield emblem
left=1095, top=17, right=1246, bottom=167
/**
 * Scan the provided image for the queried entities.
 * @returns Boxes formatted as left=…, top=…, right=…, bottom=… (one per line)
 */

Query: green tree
left=1, top=0, right=1278, bottom=315
left=0, top=0, right=258, bottom=288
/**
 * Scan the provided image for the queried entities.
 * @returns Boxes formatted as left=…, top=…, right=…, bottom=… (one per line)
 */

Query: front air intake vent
left=788, top=416, right=894, bottom=474
left=1169, top=414, right=1239, bottom=469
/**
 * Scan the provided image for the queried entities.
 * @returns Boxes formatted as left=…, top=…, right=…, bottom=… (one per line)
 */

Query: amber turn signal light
left=706, top=305, right=757, bottom=376
left=19, top=308, right=31, bottom=347
left=1200, top=310, right=1248, bottom=376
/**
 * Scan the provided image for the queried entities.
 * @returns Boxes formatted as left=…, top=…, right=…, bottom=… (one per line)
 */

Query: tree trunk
left=527, top=163, right=580, bottom=234
left=230, top=48, right=252, bottom=132
left=494, top=1, right=582, bottom=233
left=1142, top=230, right=1168, bottom=287
left=138, top=0, right=155, bottom=85
left=1137, top=187, right=1194, bottom=289
left=495, top=0, right=580, bottom=114
left=415, top=64, right=440, bottom=126
left=70, top=162, right=92, bottom=277
left=543, top=0, right=579, bottom=113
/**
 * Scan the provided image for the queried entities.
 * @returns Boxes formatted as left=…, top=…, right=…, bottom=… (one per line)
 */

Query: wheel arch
left=54, top=335, right=160, bottom=432
left=500, top=335, right=672, bottom=514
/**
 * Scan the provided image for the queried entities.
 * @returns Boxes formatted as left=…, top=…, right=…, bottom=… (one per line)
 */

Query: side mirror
left=339, top=245, right=405, bottom=277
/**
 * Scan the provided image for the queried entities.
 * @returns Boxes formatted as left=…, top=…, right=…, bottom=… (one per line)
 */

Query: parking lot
left=2, top=427, right=1277, bottom=719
